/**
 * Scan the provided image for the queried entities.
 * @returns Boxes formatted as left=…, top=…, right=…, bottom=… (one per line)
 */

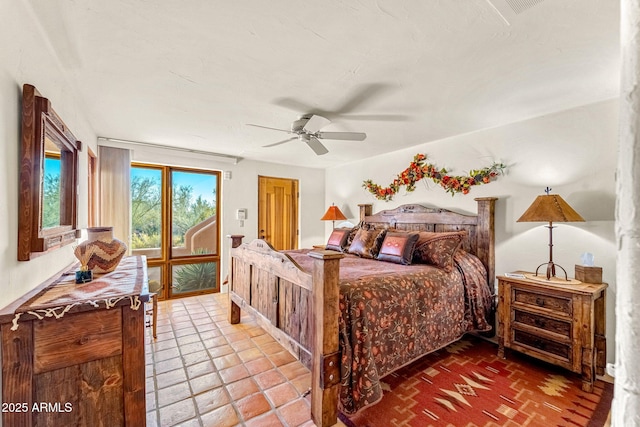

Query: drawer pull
left=534, top=318, right=546, bottom=328
left=535, top=298, right=545, bottom=307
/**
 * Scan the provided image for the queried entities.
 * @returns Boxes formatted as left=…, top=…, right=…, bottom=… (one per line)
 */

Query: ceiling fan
left=247, top=114, right=366, bottom=156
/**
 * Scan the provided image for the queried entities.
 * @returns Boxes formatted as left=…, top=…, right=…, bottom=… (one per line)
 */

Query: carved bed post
left=227, top=235, right=244, bottom=324
left=308, top=249, right=344, bottom=427
left=474, top=197, right=497, bottom=289
left=358, top=204, right=372, bottom=222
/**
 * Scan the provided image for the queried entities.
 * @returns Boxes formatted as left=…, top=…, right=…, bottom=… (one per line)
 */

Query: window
left=131, top=164, right=220, bottom=299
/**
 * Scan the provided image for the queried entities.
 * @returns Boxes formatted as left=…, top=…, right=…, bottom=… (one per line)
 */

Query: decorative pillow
left=348, top=228, right=387, bottom=259
left=377, top=232, right=419, bottom=265
left=325, top=228, right=351, bottom=252
left=412, top=231, right=466, bottom=272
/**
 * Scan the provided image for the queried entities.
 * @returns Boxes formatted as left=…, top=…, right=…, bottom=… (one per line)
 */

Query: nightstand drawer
left=513, top=310, right=571, bottom=337
left=513, top=329, right=571, bottom=361
left=513, top=288, right=571, bottom=315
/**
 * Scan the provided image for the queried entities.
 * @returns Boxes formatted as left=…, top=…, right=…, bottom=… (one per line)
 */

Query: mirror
left=18, top=84, right=81, bottom=260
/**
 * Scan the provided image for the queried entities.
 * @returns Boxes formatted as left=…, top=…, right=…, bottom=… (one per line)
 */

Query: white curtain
left=98, top=145, right=131, bottom=254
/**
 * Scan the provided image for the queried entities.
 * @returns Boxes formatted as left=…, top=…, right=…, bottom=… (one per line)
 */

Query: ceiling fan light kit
left=248, top=113, right=367, bottom=156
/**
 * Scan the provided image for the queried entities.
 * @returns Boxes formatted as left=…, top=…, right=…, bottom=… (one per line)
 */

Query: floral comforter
left=285, top=249, right=494, bottom=414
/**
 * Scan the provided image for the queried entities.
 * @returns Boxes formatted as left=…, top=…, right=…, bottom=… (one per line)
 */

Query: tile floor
left=145, top=293, right=333, bottom=427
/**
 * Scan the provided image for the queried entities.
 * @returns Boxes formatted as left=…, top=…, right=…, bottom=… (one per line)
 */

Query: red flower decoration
left=362, top=153, right=505, bottom=201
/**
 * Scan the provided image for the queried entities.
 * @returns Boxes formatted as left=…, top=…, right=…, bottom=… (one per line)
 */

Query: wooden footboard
left=228, top=238, right=344, bottom=426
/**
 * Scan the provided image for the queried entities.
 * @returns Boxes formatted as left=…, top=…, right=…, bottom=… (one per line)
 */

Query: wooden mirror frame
left=18, top=84, right=81, bottom=260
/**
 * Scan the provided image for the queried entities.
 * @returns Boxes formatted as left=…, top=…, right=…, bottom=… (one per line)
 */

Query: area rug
left=339, top=336, right=612, bottom=427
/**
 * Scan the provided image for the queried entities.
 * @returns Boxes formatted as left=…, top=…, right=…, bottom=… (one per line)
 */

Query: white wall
left=325, top=99, right=618, bottom=363
left=0, top=0, right=96, bottom=307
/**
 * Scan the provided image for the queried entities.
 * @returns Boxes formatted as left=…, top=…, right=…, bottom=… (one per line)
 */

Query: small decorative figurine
left=74, top=245, right=96, bottom=284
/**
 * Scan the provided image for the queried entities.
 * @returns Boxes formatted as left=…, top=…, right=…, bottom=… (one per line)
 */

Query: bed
left=227, top=198, right=497, bottom=426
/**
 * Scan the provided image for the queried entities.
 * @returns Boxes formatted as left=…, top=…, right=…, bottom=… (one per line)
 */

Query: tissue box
left=575, top=265, right=602, bottom=284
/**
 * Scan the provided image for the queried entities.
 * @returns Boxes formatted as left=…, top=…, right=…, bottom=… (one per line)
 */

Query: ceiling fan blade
left=316, top=131, right=367, bottom=141
left=303, top=115, right=331, bottom=133
left=263, top=137, right=297, bottom=148
left=305, top=136, right=329, bottom=156
left=246, top=124, right=292, bottom=133
left=334, top=83, right=392, bottom=114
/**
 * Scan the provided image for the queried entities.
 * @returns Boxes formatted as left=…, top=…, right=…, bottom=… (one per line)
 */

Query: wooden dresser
left=0, top=256, right=149, bottom=427
left=497, top=274, right=607, bottom=392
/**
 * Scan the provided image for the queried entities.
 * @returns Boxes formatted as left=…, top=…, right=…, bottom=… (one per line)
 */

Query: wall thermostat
left=236, top=209, right=247, bottom=220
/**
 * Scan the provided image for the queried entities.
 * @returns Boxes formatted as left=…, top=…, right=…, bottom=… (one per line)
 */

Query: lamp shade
left=517, top=194, right=585, bottom=223
left=321, top=204, right=347, bottom=222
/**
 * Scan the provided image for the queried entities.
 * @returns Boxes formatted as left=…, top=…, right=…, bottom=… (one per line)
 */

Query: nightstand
left=497, top=273, right=607, bottom=392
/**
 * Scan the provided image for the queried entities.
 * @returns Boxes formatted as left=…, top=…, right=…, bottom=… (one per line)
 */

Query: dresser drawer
left=513, top=329, right=571, bottom=361
left=513, top=288, right=572, bottom=315
left=513, top=309, right=572, bottom=338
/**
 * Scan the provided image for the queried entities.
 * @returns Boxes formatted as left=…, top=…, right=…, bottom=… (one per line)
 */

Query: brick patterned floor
left=145, top=293, right=331, bottom=427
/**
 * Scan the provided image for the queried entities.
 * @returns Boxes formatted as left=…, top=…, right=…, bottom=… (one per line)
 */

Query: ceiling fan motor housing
left=291, top=115, right=312, bottom=132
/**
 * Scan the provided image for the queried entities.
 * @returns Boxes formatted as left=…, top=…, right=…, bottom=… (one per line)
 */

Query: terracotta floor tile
left=208, top=344, right=234, bottom=358
left=150, top=338, right=179, bottom=352
left=203, top=335, right=228, bottom=349
left=270, top=350, right=297, bottom=367
left=225, top=331, right=250, bottom=343
left=174, top=327, right=198, bottom=337
left=147, top=294, right=317, bottom=427
left=279, top=361, right=310, bottom=380
left=290, top=373, right=312, bottom=395
left=189, top=373, right=223, bottom=395
left=244, top=411, right=285, bottom=427
left=277, top=398, right=312, bottom=427
left=245, top=357, right=274, bottom=375
left=180, top=341, right=206, bottom=355
left=218, top=364, right=250, bottom=384
left=230, top=338, right=256, bottom=352
left=194, top=386, right=231, bottom=414
left=199, top=403, right=240, bottom=427
left=252, top=333, right=276, bottom=346
left=155, top=368, right=188, bottom=390
left=226, top=377, right=260, bottom=401
left=146, top=410, right=159, bottom=427
left=171, top=316, right=193, bottom=332
left=264, top=382, right=300, bottom=408
left=154, top=331, right=176, bottom=342
left=238, top=347, right=263, bottom=363
left=157, top=382, right=192, bottom=408
left=176, top=333, right=201, bottom=345
left=255, top=369, right=287, bottom=390
left=182, top=350, right=210, bottom=367
left=154, top=347, right=182, bottom=362
left=154, top=357, right=184, bottom=375
left=260, top=341, right=286, bottom=355
left=199, top=329, right=222, bottom=340
left=187, top=360, right=215, bottom=379
left=146, top=392, right=156, bottom=412
left=213, top=353, right=241, bottom=370
left=235, top=393, right=272, bottom=421
left=158, top=398, right=196, bottom=426
left=245, top=326, right=268, bottom=338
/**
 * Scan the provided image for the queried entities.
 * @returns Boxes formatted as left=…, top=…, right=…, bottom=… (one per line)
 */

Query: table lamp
left=321, top=203, right=347, bottom=228
left=517, top=187, right=585, bottom=280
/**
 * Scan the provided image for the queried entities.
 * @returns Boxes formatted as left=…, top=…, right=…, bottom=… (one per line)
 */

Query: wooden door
left=258, top=176, right=299, bottom=250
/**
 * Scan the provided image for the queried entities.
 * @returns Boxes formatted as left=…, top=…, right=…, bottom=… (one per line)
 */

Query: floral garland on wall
left=363, top=153, right=505, bottom=201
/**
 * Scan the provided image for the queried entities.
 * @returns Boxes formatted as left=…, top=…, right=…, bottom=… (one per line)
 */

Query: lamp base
left=534, top=261, right=569, bottom=281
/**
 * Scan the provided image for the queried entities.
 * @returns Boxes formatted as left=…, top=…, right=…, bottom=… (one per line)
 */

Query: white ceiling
left=29, top=0, right=620, bottom=168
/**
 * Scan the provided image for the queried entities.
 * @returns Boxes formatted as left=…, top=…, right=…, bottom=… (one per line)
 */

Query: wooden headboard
left=358, top=197, right=497, bottom=289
